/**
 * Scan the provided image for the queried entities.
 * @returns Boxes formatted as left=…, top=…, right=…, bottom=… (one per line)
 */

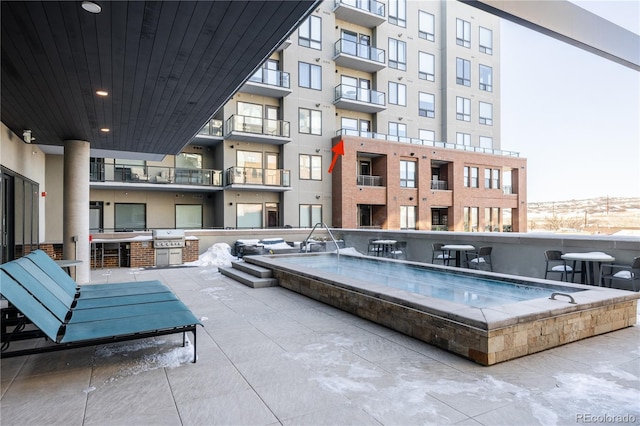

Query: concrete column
left=63, top=140, right=90, bottom=284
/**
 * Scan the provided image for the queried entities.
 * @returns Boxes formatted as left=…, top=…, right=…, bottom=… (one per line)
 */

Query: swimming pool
left=273, top=255, right=582, bottom=308
left=246, top=253, right=639, bottom=365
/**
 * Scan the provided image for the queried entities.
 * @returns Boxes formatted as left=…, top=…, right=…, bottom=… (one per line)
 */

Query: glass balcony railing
left=197, top=119, right=223, bottom=137
left=335, top=128, right=520, bottom=157
left=225, top=167, right=290, bottom=187
left=357, top=175, right=384, bottom=186
left=431, top=180, right=448, bottom=190
left=225, top=115, right=290, bottom=138
left=334, top=39, right=385, bottom=63
left=334, top=84, right=385, bottom=106
left=248, top=68, right=290, bottom=89
left=335, top=0, right=385, bottom=17
left=90, top=164, right=223, bottom=187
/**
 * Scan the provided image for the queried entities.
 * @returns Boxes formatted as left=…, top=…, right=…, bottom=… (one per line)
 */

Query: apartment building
left=80, top=0, right=526, bottom=234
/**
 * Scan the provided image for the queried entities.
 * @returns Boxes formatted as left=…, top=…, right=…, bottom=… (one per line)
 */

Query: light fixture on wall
left=315, top=148, right=321, bottom=153
left=22, top=130, right=33, bottom=143
left=315, top=195, right=321, bottom=199
left=315, top=103, right=321, bottom=107
left=315, top=57, right=321, bottom=62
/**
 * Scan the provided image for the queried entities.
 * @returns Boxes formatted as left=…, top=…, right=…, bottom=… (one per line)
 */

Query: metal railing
left=334, top=39, right=385, bottom=63
left=336, top=128, right=520, bottom=157
left=431, top=180, right=448, bottom=190
left=248, top=68, right=290, bottom=89
left=226, top=115, right=290, bottom=138
left=302, top=222, right=341, bottom=259
left=197, top=119, right=223, bottom=137
left=335, top=0, right=385, bottom=17
left=357, top=175, right=384, bottom=186
left=90, top=164, right=223, bottom=187
left=225, top=166, right=290, bottom=187
left=334, top=84, right=385, bottom=106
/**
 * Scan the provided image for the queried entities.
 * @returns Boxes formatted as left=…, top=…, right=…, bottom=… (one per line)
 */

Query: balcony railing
left=336, top=128, right=520, bottom=157
left=357, top=175, right=384, bottom=186
left=334, top=84, right=386, bottom=113
left=431, top=180, right=448, bottom=190
left=334, top=39, right=385, bottom=73
left=197, top=119, right=223, bottom=137
left=334, top=0, right=385, bottom=18
left=248, top=68, right=290, bottom=89
left=225, top=166, right=291, bottom=187
left=90, top=164, right=223, bottom=187
left=225, top=115, right=290, bottom=138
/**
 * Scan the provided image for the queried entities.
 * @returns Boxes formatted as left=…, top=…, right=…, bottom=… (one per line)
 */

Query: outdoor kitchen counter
left=90, top=234, right=199, bottom=268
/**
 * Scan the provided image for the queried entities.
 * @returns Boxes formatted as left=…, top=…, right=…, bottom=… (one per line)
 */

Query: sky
left=499, top=0, right=640, bottom=202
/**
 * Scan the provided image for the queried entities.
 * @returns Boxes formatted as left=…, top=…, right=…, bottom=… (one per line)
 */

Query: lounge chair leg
left=192, top=328, right=197, bottom=363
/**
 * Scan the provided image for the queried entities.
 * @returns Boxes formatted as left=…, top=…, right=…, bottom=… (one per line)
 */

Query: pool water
left=277, top=254, right=582, bottom=308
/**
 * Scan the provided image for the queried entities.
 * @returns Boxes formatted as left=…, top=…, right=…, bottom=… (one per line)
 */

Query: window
left=176, top=205, right=202, bottom=229
left=470, top=207, right=479, bottom=232
left=456, top=18, right=471, bottom=48
left=299, top=62, right=322, bottom=90
left=456, top=97, right=471, bottom=121
left=237, top=101, right=263, bottom=118
left=419, top=92, right=435, bottom=118
left=388, top=0, right=406, bottom=27
left=457, top=132, right=471, bottom=146
left=300, top=204, right=322, bottom=228
left=299, top=154, right=322, bottom=180
left=463, top=166, right=478, bottom=188
left=479, top=102, right=493, bottom=125
left=484, top=169, right=491, bottom=189
left=389, top=38, right=406, bottom=70
left=299, top=108, right=322, bottom=135
left=419, top=11, right=435, bottom=41
left=456, top=58, right=471, bottom=86
left=114, top=203, right=146, bottom=231
left=237, top=150, right=262, bottom=168
left=419, top=129, right=435, bottom=142
left=389, top=122, right=407, bottom=138
left=299, top=15, right=321, bottom=49
left=237, top=204, right=263, bottom=229
left=418, top=52, right=435, bottom=81
left=480, top=136, right=493, bottom=148
left=400, top=160, right=416, bottom=188
left=492, top=169, right=500, bottom=189
left=479, top=65, right=493, bottom=92
left=388, top=81, right=406, bottom=106
left=400, top=206, right=416, bottom=230
left=479, top=26, right=493, bottom=54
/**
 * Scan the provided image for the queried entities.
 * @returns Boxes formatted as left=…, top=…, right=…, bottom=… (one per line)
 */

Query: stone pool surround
left=246, top=253, right=640, bottom=366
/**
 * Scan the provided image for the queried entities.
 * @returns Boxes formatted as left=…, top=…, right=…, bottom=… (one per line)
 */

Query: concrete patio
left=1, top=264, right=639, bottom=425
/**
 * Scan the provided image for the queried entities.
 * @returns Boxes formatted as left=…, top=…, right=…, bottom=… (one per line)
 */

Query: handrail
left=549, top=292, right=577, bottom=304
left=302, top=222, right=341, bottom=259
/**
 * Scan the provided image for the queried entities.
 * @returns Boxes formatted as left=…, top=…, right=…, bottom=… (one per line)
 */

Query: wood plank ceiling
left=1, top=0, right=320, bottom=156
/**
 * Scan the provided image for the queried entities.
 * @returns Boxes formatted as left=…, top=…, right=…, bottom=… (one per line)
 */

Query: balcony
left=224, top=115, right=291, bottom=145
left=90, top=164, right=223, bottom=191
left=333, top=39, right=385, bottom=73
left=193, top=119, right=223, bottom=142
left=333, top=84, right=386, bottom=113
left=357, top=175, right=384, bottom=186
left=238, top=68, right=292, bottom=98
left=333, top=0, right=385, bottom=28
left=225, top=167, right=291, bottom=192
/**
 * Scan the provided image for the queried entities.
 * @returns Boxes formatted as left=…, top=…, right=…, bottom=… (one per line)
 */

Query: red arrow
left=328, top=140, right=344, bottom=173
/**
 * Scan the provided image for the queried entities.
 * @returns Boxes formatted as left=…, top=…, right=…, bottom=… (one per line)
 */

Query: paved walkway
left=1, top=265, right=639, bottom=425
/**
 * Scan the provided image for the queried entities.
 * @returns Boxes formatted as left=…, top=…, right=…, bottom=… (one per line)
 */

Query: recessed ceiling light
left=82, top=1, right=102, bottom=14
left=96, top=90, right=108, bottom=97
left=100, top=128, right=110, bottom=133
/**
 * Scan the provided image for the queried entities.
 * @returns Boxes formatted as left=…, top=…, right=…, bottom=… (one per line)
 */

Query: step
left=219, top=266, right=278, bottom=289
left=230, top=261, right=273, bottom=278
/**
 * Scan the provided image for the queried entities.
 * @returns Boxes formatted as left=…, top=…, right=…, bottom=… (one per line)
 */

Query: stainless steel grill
left=152, top=229, right=185, bottom=266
